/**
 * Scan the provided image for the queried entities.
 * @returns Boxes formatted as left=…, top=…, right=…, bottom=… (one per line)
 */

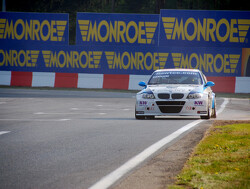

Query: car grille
left=158, top=93, right=184, bottom=99
left=158, top=93, right=170, bottom=99
left=156, top=101, right=186, bottom=113
left=172, top=93, right=184, bottom=99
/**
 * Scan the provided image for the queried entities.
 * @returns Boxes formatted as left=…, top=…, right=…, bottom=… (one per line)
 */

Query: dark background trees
left=2, top=0, right=249, bottom=13
left=1, top=0, right=249, bottom=44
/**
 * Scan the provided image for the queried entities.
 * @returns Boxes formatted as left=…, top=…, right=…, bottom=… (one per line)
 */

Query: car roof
left=154, top=69, right=200, bottom=73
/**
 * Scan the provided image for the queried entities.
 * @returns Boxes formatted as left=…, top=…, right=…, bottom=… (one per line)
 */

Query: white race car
left=135, top=69, right=216, bottom=119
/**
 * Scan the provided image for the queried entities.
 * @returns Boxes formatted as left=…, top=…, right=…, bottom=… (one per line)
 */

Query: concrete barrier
left=235, top=77, right=250, bottom=93
left=1, top=71, right=249, bottom=93
left=0, top=71, right=11, bottom=86
left=32, top=72, right=55, bottom=87
left=78, top=73, right=103, bottom=89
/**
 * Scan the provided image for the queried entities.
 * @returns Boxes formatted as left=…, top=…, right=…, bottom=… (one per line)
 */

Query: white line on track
left=34, top=110, right=116, bottom=115
left=0, top=119, right=70, bottom=122
left=217, top=98, right=229, bottom=115
left=0, top=131, right=10, bottom=136
left=34, top=108, right=129, bottom=115
left=89, top=98, right=229, bottom=189
left=98, top=113, right=107, bottom=115
left=60, top=119, right=71, bottom=121
left=34, top=112, right=81, bottom=115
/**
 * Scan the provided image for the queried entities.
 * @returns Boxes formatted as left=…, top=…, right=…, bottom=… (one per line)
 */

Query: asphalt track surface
left=0, top=88, right=249, bottom=189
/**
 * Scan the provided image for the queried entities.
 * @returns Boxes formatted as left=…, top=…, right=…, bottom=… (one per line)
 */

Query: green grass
left=169, top=121, right=250, bottom=189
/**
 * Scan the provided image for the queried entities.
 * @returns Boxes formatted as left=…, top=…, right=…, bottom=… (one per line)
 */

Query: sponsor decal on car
left=197, top=111, right=207, bottom=114
left=186, top=106, right=196, bottom=110
left=145, top=107, right=154, bottom=111
left=136, top=111, right=144, bottom=114
left=194, top=101, right=204, bottom=106
left=139, top=101, right=148, bottom=106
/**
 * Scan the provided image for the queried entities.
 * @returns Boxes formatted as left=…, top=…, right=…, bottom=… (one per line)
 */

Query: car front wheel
left=135, top=115, right=145, bottom=119
left=201, top=100, right=211, bottom=120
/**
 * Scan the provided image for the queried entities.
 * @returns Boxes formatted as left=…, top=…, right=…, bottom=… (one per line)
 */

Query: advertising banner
left=0, top=12, right=69, bottom=46
left=76, top=12, right=159, bottom=46
left=0, top=11, right=247, bottom=78
left=159, top=10, right=250, bottom=48
left=0, top=44, right=242, bottom=76
left=241, top=48, right=250, bottom=76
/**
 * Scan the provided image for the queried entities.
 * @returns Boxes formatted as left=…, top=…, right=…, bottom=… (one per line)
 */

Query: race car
left=135, top=69, right=216, bottom=120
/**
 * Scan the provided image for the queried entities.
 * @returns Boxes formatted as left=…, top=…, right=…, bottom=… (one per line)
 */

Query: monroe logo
left=172, top=53, right=240, bottom=73
left=78, top=20, right=158, bottom=44
left=162, top=17, right=250, bottom=43
left=0, top=49, right=39, bottom=67
left=42, top=50, right=102, bottom=68
left=194, top=101, right=203, bottom=106
left=0, top=18, right=67, bottom=41
left=105, top=51, right=168, bottom=70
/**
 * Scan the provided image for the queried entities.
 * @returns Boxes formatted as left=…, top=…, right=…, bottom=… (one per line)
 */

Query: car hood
left=147, top=84, right=204, bottom=94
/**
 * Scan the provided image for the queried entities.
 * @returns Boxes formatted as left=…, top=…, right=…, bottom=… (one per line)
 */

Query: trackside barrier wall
left=0, top=11, right=250, bottom=93
left=0, top=71, right=11, bottom=85
left=1, top=71, right=249, bottom=93
left=235, top=77, right=250, bottom=93
left=0, top=45, right=242, bottom=76
left=78, top=73, right=103, bottom=89
left=32, top=72, right=55, bottom=87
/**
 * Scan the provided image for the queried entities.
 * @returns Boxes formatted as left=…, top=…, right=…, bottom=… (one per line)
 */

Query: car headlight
left=187, top=92, right=202, bottom=99
left=142, top=93, right=155, bottom=99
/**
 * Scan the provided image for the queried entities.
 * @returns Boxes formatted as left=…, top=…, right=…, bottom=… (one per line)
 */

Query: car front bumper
left=135, top=97, right=209, bottom=117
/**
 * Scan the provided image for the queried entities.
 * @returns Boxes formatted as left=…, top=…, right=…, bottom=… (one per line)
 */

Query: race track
left=0, top=88, right=249, bottom=189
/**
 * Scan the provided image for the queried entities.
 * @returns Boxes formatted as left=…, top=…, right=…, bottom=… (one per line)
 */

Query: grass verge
left=169, top=120, right=250, bottom=189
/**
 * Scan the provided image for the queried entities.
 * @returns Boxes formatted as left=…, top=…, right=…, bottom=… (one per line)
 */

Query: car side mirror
left=205, top=81, right=215, bottom=87
left=138, top=81, right=147, bottom=87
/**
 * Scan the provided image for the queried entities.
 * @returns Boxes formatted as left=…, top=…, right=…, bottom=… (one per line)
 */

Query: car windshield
left=148, top=71, right=203, bottom=85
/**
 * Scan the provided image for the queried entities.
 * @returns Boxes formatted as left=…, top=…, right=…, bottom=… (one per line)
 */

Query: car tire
left=211, top=101, right=217, bottom=118
left=146, top=116, right=155, bottom=119
left=135, top=115, right=145, bottom=120
left=200, top=109, right=210, bottom=119
left=135, top=106, right=145, bottom=119
left=201, top=100, right=211, bottom=120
